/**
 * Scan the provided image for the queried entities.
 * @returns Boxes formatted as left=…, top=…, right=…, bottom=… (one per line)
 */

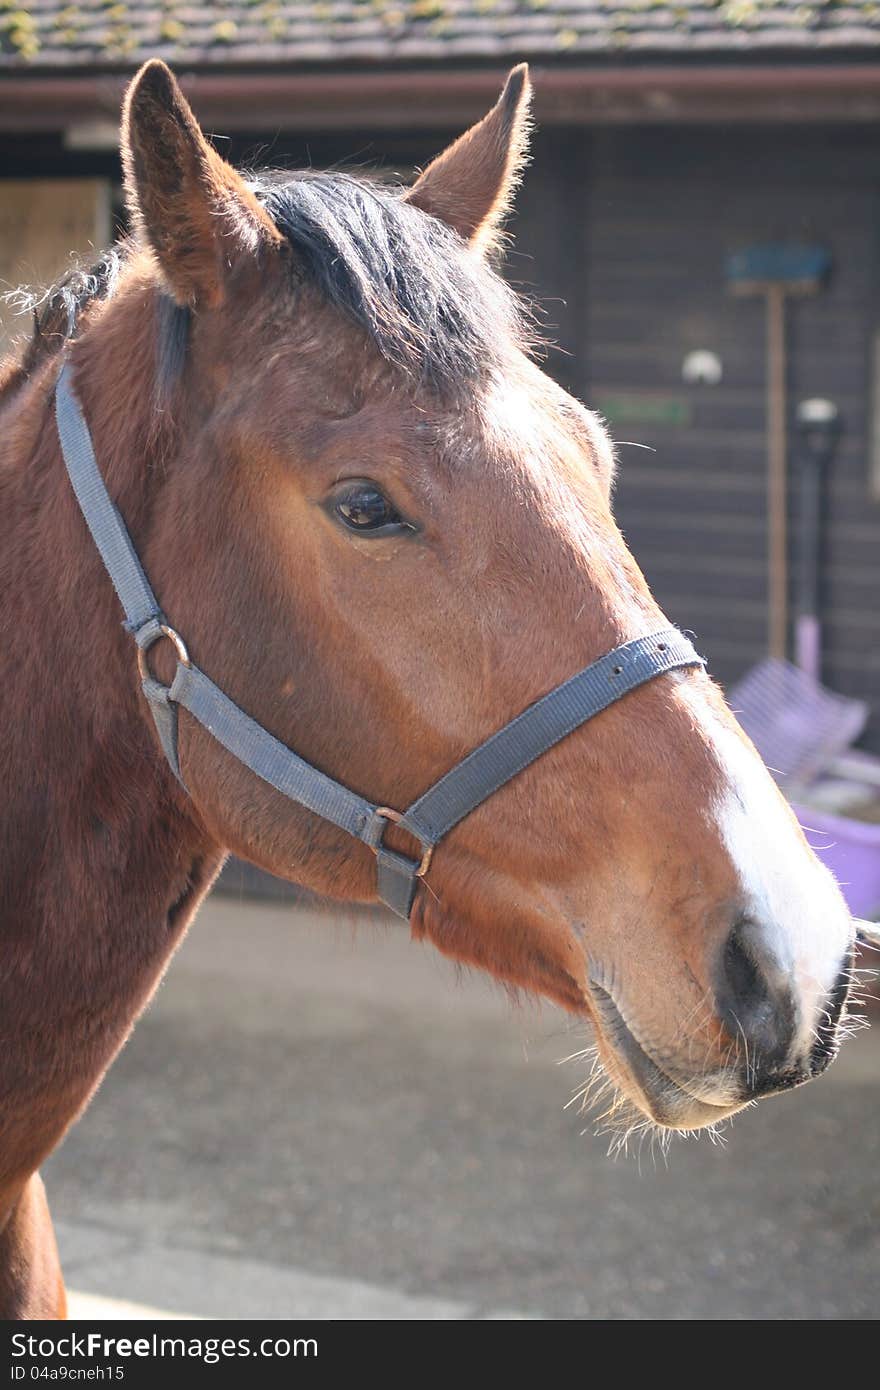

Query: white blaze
left=687, top=685, right=853, bottom=1056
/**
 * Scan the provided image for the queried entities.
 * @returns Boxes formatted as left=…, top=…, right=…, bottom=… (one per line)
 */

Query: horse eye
left=330, top=479, right=411, bottom=536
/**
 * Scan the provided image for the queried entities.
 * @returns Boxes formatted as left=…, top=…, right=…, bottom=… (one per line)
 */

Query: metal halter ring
left=137, top=624, right=191, bottom=684
left=372, top=807, right=434, bottom=878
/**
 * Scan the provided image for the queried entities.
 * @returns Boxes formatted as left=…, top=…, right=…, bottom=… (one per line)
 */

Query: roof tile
left=2, top=0, right=879, bottom=68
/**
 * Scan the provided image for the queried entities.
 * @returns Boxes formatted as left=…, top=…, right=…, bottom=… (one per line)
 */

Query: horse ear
left=121, top=60, right=283, bottom=309
left=405, top=65, right=532, bottom=253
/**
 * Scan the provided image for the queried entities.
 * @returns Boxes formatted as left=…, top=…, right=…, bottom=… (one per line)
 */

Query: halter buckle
left=372, top=807, right=434, bottom=878
left=136, top=623, right=191, bottom=684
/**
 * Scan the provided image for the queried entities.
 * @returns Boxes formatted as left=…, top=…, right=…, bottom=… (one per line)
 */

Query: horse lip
left=588, top=981, right=742, bottom=1128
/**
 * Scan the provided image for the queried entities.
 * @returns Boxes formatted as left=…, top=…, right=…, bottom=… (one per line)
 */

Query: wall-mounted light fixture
left=681, top=349, right=722, bottom=386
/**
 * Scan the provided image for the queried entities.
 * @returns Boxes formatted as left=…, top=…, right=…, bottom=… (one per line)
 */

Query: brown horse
left=0, top=59, right=855, bottom=1318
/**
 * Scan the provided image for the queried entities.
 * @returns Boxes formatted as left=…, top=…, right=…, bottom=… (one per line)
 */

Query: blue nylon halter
left=54, top=362, right=705, bottom=918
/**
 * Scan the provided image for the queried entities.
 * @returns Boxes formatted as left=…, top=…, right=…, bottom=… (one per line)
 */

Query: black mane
left=254, top=171, right=531, bottom=390
left=7, top=169, right=532, bottom=395
left=5, top=250, right=122, bottom=377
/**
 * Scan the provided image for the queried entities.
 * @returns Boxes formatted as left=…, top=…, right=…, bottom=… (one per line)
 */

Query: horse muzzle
left=587, top=942, right=855, bottom=1131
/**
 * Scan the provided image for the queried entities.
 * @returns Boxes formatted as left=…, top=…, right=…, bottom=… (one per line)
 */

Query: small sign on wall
left=0, top=179, right=111, bottom=357
left=595, top=392, right=693, bottom=429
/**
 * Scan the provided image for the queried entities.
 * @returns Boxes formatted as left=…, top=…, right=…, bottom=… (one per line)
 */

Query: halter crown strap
left=55, top=364, right=164, bottom=636
left=54, top=362, right=705, bottom=919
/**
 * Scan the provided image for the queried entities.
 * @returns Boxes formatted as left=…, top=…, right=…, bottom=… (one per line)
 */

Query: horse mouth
left=587, top=983, right=746, bottom=1130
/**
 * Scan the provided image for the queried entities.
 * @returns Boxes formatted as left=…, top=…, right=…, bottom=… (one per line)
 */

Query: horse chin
left=587, top=983, right=749, bottom=1133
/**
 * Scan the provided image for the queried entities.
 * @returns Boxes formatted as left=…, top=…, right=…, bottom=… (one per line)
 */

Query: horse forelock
left=252, top=170, right=536, bottom=393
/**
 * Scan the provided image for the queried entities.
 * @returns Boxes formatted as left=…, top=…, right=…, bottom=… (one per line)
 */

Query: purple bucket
left=794, top=804, right=880, bottom=920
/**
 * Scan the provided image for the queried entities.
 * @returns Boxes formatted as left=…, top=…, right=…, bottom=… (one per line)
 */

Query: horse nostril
left=723, top=926, right=761, bottom=1008
left=717, top=916, right=797, bottom=1084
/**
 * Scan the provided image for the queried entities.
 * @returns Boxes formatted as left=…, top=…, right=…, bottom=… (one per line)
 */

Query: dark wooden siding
left=505, top=129, right=589, bottom=397
left=582, top=126, right=880, bottom=748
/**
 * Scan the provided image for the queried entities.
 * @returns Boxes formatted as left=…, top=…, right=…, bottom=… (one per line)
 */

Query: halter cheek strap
left=54, top=363, right=705, bottom=920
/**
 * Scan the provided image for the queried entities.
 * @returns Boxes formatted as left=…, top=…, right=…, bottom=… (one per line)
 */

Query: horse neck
left=0, top=269, right=222, bottom=1202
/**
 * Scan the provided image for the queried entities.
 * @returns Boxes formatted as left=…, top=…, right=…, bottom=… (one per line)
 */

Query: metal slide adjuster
left=371, top=807, right=434, bottom=878
left=136, top=623, right=191, bottom=685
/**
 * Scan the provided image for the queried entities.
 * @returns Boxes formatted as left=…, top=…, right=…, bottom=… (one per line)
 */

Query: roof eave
left=2, top=59, right=880, bottom=133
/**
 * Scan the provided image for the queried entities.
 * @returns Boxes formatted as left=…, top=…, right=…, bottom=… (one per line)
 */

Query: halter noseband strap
left=54, top=363, right=705, bottom=919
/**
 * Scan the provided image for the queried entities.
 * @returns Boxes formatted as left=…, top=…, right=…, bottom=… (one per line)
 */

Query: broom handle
left=795, top=449, right=822, bottom=680
left=767, top=284, right=788, bottom=661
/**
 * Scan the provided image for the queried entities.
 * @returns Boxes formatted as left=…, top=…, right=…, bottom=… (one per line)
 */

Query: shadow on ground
left=47, top=893, right=879, bottom=1320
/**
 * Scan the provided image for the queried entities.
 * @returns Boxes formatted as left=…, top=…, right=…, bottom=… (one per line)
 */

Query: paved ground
left=47, top=894, right=879, bottom=1321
